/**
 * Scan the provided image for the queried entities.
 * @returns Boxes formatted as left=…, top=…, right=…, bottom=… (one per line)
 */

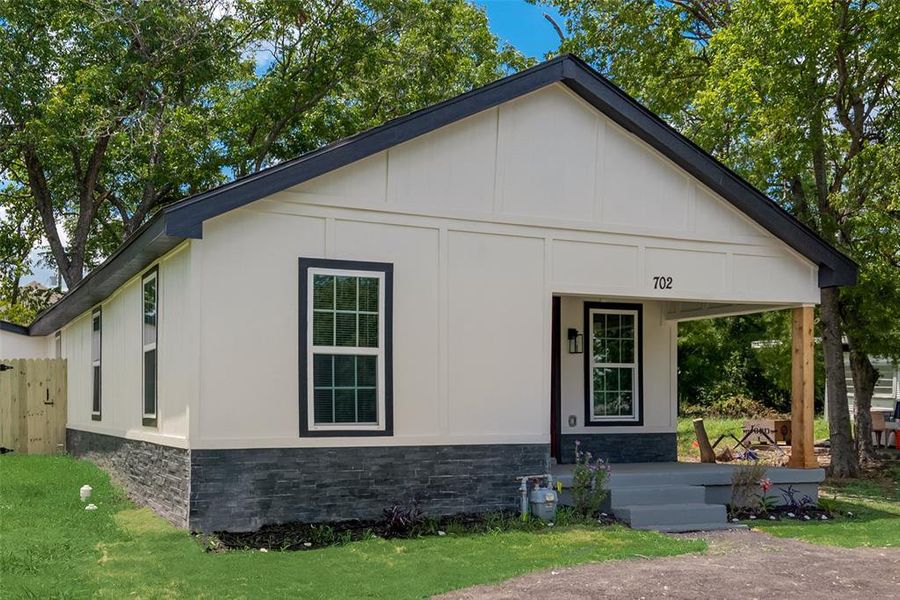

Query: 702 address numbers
left=652, top=276, right=673, bottom=290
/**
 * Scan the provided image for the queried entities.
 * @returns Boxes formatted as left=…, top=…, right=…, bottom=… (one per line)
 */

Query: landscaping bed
left=208, top=508, right=622, bottom=552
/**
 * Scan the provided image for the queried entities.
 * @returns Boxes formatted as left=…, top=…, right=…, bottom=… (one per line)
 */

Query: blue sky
left=475, top=1, right=565, bottom=59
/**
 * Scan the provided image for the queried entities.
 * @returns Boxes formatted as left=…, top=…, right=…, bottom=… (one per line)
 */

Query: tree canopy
left=540, top=0, right=899, bottom=474
left=0, top=0, right=526, bottom=317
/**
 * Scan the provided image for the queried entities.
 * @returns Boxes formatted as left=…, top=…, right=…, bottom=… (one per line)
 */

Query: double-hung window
left=584, top=303, right=642, bottom=425
left=142, top=269, right=158, bottom=426
left=300, top=258, right=393, bottom=436
left=91, top=309, right=101, bottom=420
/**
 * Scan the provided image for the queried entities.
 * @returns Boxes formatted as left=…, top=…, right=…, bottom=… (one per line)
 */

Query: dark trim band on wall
left=298, top=258, right=394, bottom=437
left=582, top=301, right=644, bottom=427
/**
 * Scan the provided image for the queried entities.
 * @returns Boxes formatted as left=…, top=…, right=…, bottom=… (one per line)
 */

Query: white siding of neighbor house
left=189, top=83, right=820, bottom=449
left=0, top=329, right=51, bottom=358
left=63, top=243, right=195, bottom=447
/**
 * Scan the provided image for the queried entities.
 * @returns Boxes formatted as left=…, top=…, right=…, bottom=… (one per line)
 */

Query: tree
left=542, top=0, right=900, bottom=476
left=0, top=0, right=525, bottom=303
left=0, top=0, right=243, bottom=288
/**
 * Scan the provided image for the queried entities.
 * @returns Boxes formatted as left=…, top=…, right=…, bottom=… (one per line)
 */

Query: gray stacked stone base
left=191, top=444, right=549, bottom=532
left=559, top=433, right=677, bottom=464
left=66, top=429, right=549, bottom=533
left=66, top=429, right=190, bottom=527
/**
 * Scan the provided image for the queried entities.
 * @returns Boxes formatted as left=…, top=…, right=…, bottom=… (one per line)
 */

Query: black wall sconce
left=567, top=328, right=583, bottom=354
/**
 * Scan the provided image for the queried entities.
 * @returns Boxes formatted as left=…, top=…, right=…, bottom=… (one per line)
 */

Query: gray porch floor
left=551, top=461, right=825, bottom=487
left=550, top=461, right=825, bottom=533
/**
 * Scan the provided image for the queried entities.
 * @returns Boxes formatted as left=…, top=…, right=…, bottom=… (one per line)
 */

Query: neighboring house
left=844, top=356, right=899, bottom=414
left=0, top=55, right=856, bottom=532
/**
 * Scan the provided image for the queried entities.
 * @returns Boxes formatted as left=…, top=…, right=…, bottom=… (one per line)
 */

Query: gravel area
left=437, top=529, right=900, bottom=600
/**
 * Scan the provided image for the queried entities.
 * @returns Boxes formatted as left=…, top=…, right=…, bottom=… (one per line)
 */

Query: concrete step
left=609, top=485, right=706, bottom=508
left=615, top=503, right=727, bottom=530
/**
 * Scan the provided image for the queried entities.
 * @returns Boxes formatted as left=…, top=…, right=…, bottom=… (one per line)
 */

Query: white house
left=0, top=56, right=856, bottom=531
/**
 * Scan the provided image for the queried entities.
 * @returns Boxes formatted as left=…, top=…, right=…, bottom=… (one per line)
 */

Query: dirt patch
left=436, top=529, right=900, bottom=600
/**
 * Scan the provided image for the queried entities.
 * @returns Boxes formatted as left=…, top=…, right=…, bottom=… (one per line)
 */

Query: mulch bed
left=728, top=504, right=835, bottom=522
left=199, top=509, right=622, bottom=552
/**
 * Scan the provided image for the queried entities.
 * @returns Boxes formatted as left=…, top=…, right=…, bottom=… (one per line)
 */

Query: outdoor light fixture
left=567, top=328, right=583, bottom=354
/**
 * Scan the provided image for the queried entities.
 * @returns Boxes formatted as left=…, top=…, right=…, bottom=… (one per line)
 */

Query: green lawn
left=0, top=455, right=705, bottom=599
left=676, top=417, right=830, bottom=460
left=751, top=464, right=900, bottom=548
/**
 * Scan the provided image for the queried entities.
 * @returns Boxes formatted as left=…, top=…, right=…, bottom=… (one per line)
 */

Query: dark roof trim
left=162, top=54, right=856, bottom=287
left=27, top=54, right=856, bottom=336
left=29, top=215, right=186, bottom=336
left=1, top=320, right=29, bottom=335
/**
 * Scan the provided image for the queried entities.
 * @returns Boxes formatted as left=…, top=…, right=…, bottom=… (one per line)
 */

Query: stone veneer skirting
left=559, top=433, right=677, bottom=464
left=66, top=429, right=549, bottom=533
left=190, top=444, right=550, bottom=532
left=66, top=429, right=190, bottom=527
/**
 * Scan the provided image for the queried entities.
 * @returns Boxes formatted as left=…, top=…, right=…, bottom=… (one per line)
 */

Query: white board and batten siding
left=61, top=243, right=196, bottom=447
left=192, top=83, right=820, bottom=449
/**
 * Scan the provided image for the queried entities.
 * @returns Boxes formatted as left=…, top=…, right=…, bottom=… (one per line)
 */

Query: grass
left=751, top=464, right=900, bottom=548
left=0, top=455, right=705, bottom=599
left=677, top=417, right=899, bottom=548
left=676, top=417, right=829, bottom=461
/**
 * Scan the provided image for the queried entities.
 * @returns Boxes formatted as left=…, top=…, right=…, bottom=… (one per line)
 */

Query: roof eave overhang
left=24, top=55, right=857, bottom=337
left=28, top=215, right=187, bottom=336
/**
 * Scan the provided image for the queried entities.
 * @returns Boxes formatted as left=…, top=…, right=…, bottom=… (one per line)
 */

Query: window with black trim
left=142, top=269, right=158, bottom=425
left=91, top=309, right=101, bottom=420
left=584, top=303, right=642, bottom=425
left=300, top=258, right=393, bottom=436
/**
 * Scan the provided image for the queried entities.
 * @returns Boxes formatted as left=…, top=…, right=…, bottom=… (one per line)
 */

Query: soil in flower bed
left=728, top=504, right=836, bottom=522
left=201, top=509, right=620, bottom=552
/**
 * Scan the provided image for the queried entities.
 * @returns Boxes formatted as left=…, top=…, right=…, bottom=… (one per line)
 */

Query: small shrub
left=571, top=441, right=610, bottom=517
left=731, top=460, right=768, bottom=508
left=779, top=485, right=815, bottom=511
left=380, top=502, right=426, bottom=538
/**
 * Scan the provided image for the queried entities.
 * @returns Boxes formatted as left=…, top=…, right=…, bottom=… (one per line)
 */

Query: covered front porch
left=551, top=296, right=819, bottom=470
left=551, top=461, right=825, bottom=532
left=548, top=295, right=822, bottom=531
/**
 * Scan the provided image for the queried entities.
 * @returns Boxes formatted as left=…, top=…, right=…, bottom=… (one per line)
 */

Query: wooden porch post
left=789, top=306, right=817, bottom=468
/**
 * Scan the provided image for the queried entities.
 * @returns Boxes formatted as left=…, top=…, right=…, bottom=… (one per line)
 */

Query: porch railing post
left=789, top=305, right=817, bottom=468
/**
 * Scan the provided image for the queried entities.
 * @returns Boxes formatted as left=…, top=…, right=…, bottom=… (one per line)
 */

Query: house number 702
left=652, top=276, right=673, bottom=289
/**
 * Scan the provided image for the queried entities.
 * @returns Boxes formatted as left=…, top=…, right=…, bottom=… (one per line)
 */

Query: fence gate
left=0, top=359, right=67, bottom=454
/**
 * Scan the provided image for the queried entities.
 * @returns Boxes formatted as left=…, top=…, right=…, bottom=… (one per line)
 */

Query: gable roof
left=25, top=54, right=856, bottom=336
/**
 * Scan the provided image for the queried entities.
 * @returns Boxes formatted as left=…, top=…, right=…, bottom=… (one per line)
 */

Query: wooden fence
left=0, top=359, right=67, bottom=454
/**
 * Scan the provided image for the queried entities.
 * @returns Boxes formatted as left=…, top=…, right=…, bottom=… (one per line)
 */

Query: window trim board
left=141, top=266, right=159, bottom=425
left=298, top=258, right=394, bottom=437
left=582, top=301, right=644, bottom=427
left=91, top=307, right=102, bottom=421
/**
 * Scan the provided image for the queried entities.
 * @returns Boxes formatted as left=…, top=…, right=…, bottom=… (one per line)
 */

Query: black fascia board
left=0, top=320, right=29, bottom=335
left=162, top=54, right=855, bottom=287
left=26, top=54, right=858, bottom=337
left=28, top=214, right=185, bottom=336
left=162, top=56, right=568, bottom=238
left=558, top=56, right=857, bottom=287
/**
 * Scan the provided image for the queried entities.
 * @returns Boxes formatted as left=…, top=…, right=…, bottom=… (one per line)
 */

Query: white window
left=300, top=259, right=392, bottom=435
left=587, top=306, right=641, bottom=423
left=142, top=269, right=158, bottom=424
left=91, top=310, right=101, bottom=420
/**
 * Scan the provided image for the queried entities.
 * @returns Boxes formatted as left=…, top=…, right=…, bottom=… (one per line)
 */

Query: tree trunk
left=847, top=345, right=879, bottom=466
left=693, top=418, right=716, bottom=463
left=820, top=287, right=858, bottom=478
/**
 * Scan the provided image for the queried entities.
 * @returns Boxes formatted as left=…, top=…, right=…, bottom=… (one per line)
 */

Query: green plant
left=571, top=441, right=610, bottom=517
left=731, top=460, right=768, bottom=508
